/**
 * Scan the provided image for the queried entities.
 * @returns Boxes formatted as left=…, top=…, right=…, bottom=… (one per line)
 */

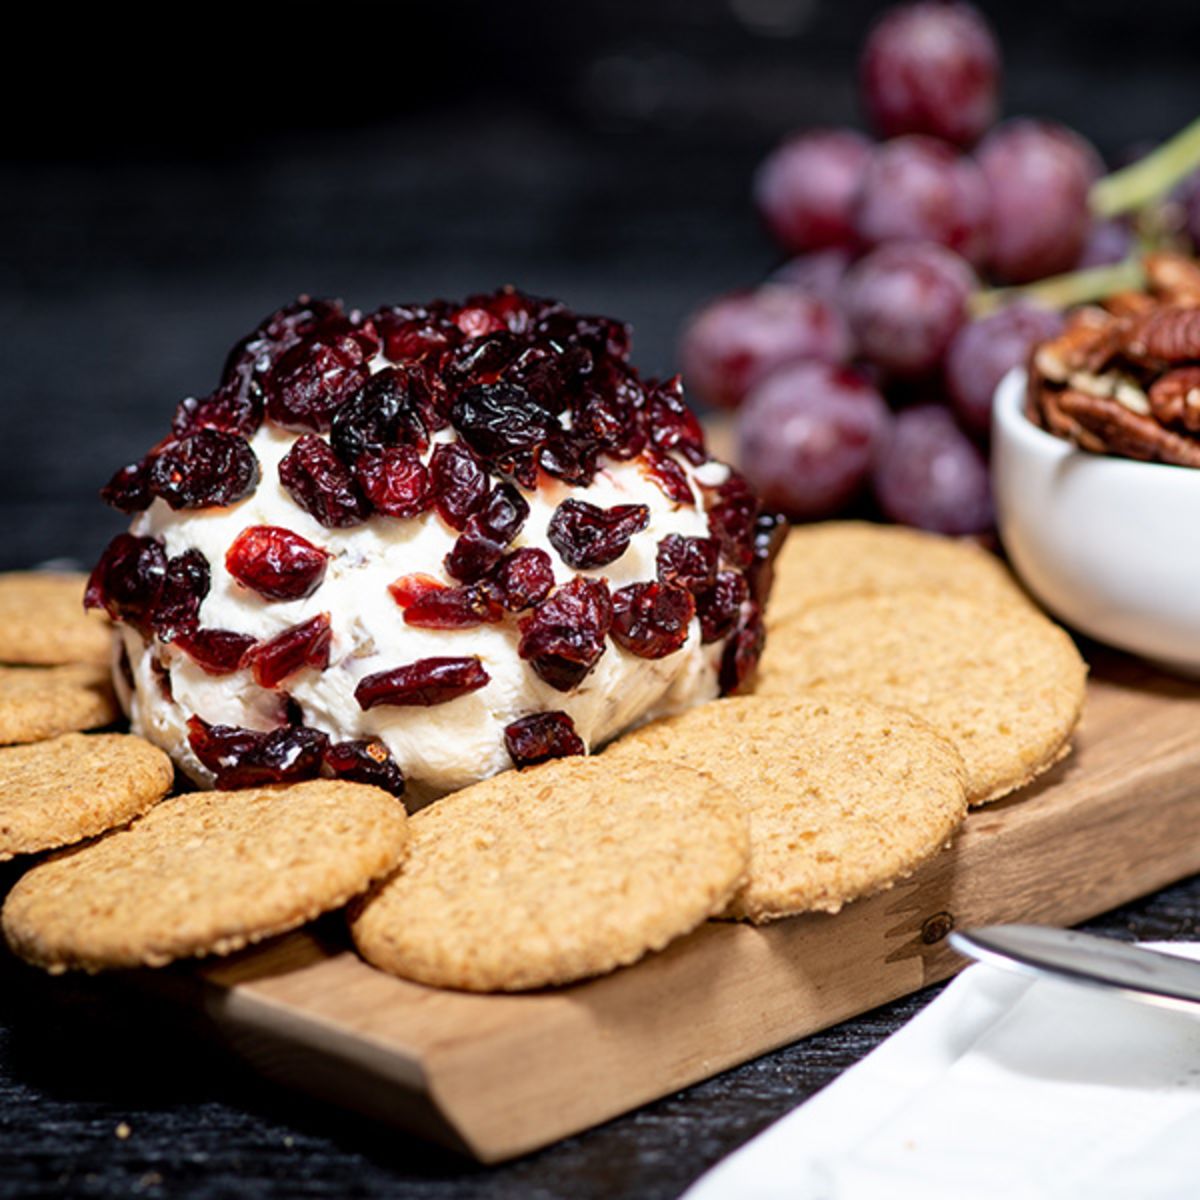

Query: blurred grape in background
left=3, top=0, right=1199, bottom=566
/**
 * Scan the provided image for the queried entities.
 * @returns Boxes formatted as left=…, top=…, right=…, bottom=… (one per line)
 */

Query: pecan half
left=1102, top=290, right=1156, bottom=319
left=1145, top=252, right=1200, bottom=306
left=1123, top=305, right=1200, bottom=367
left=1033, top=308, right=1125, bottom=381
left=1148, top=366, right=1200, bottom=432
left=1055, top=387, right=1200, bottom=467
left=1065, top=370, right=1150, bottom=414
left=1036, top=388, right=1109, bottom=454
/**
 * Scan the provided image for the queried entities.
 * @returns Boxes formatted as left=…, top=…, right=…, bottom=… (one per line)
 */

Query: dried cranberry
left=387, top=573, right=443, bottom=607
left=537, top=308, right=631, bottom=359
left=372, top=304, right=459, bottom=365
left=492, top=548, right=555, bottom=611
left=174, top=628, right=258, bottom=675
left=428, top=441, right=490, bottom=531
left=647, top=376, right=706, bottom=463
left=454, top=306, right=507, bottom=338
left=656, top=534, right=719, bottom=595
left=265, top=332, right=372, bottom=433
left=226, top=526, right=329, bottom=602
left=518, top=577, right=613, bottom=691
left=706, top=472, right=760, bottom=569
left=151, top=549, right=210, bottom=642
left=355, top=446, right=429, bottom=519
left=173, top=381, right=264, bottom=441
left=330, top=367, right=428, bottom=464
left=696, top=570, right=749, bottom=644
left=504, top=711, right=586, bottom=768
left=747, top=510, right=789, bottom=605
left=445, top=483, right=529, bottom=583
left=389, top=575, right=502, bottom=629
left=85, top=534, right=167, bottom=630
left=245, top=614, right=332, bottom=688
left=719, top=602, right=765, bottom=696
left=187, top=715, right=328, bottom=789
left=610, top=582, right=695, bottom=659
left=149, top=430, right=260, bottom=510
left=472, top=287, right=561, bottom=335
left=537, top=435, right=598, bottom=486
left=507, top=344, right=585, bottom=413
left=406, top=365, right=453, bottom=434
left=323, top=739, right=406, bottom=798
left=242, top=296, right=347, bottom=361
left=443, top=333, right=523, bottom=394
left=642, top=449, right=695, bottom=507
left=451, top=382, right=558, bottom=486
left=355, top=657, right=490, bottom=709
left=279, top=434, right=371, bottom=528
left=546, top=499, right=649, bottom=570
left=101, top=459, right=154, bottom=513
left=571, top=361, right=647, bottom=460
left=219, top=298, right=348, bottom=409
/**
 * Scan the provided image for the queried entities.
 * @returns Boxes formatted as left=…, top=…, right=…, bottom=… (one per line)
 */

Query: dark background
left=4, top=0, right=1200, bottom=572
left=1, top=2, right=1199, bottom=1196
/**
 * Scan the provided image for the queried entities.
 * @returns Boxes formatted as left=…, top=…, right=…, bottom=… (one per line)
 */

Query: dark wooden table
left=0, top=882, right=1197, bottom=1199
left=3, top=3, right=1199, bottom=1194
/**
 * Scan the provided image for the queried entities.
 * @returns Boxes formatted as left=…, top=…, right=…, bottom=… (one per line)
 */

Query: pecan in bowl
left=1025, top=253, right=1200, bottom=468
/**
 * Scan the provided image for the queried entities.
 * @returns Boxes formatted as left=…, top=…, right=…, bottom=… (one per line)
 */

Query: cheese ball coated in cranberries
left=89, top=289, right=779, bottom=800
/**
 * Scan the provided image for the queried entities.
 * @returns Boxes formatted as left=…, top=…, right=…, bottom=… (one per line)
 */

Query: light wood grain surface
left=184, top=652, right=1200, bottom=1162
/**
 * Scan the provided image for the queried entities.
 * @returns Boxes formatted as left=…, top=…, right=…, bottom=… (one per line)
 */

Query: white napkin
left=685, top=942, right=1200, bottom=1200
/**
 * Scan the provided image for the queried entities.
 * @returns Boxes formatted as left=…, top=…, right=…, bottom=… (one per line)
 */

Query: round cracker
left=3, top=781, right=409, bottom=973
left=350, top=757, right=748, bottom=992
left=0, top=733, right=174, bottom=860
left=756, top=590, right=1087, bottom=805
left=766, top=521, right=1028, bottom=630
left=0, top=664, right=119, bottom=745
left=0, top=572, right=112, bottom=666
left=606, top=695, right=967, bottom=922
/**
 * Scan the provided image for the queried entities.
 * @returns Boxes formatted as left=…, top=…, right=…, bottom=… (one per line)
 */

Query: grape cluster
left=679, top=1, right=1144, bottom=536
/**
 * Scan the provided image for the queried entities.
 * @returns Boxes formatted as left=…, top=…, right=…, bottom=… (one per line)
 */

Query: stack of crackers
left=0, top=529, right=1088, bottom=994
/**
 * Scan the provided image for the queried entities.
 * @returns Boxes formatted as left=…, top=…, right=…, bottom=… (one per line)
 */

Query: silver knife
left=949, top=925, right=1200, bottom=1014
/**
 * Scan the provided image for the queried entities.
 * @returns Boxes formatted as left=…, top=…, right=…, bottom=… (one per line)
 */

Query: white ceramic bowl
left=992, top=367, right=1200, bottom=676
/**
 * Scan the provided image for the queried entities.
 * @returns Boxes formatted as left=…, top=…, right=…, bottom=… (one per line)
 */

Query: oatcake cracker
left=756, top=590, right=1087, bottom=805
left=3, top=781, right=409, bottom=973
left=350, top=757, right=748, bottom=992
left=766, top=521, right=1028, bottom=629
left=0, top=733, right=173, bottom=860
left=0, top=664, right=119, bottom=745
left=0, top=572, right=112, bottom=666
left=606, top=695, right=967, bottom=922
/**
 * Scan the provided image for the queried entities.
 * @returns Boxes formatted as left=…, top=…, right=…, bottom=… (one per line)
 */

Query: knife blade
left=949, top=924, right=1200, bottom=1014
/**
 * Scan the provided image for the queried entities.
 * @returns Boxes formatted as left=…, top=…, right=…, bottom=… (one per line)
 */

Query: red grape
left=678, top=285, right=852, bottom=410
left=769, top=248, right=853, bottom=304
left=873, top=405, right=993, bottom=534
left=854, top=135, right=992, bottom=266
left=753, top=129, right=873, bottom=254
left=860, top=2, right=1000, bottom=147
left=1075, top=219, right=1135, bottom=269
left=737, top=362, right=890, bottom=520
left=945, top=303, right=1064, bottom=436
left=840, top=242, right=974, bottom=377
left=976, top=119, right=1104, bottom=283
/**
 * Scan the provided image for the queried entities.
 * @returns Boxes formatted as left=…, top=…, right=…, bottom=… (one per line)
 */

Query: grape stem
left=1090, top=116, right=1200, bottom=218
left=970, top=259, right=1146, bottom=317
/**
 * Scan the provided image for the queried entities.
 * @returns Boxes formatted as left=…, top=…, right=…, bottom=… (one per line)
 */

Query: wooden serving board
left=173, top=652, right=1200, bottom=1163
